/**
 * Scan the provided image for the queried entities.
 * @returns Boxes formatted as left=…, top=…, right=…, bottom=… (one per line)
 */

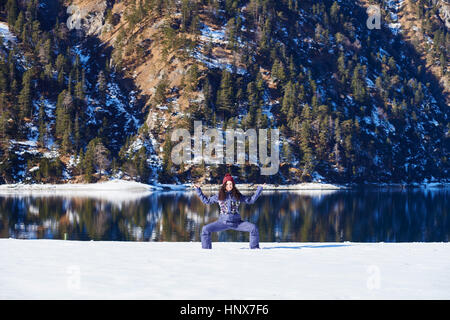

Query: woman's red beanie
left=222, top=173, right=235, bottom=185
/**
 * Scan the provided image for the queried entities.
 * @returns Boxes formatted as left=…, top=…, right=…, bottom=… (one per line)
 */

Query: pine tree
left=181, top=0, right=192, bottom=32
left=300, top=120, right=313, bottom=178
left=283, top=141, right=292, bottom=163
left=31, top=20, right=40, bottom=46
left=18, top=69, right=33, bottom=121
left=333, top=118, right=343, bottom=170
left=281, top=81, right=297, bottom=118
left=271, top=58, right=286, bottom=83
left=154, top=74, right=168, bottom=105
left=0, top=65, right=7, bottom=93
left=38, top=97, right=47, bottom=147
left=110, top=156, right=118, bottom=176
left=7, top=0, right=18, bottom=27
left=351, top=63, right=366, bottom=103
left=186, top=63, right=200, bottom=93
left=61, top=119, right=72, bottom=153
left=14, top=11, right=24, bottom=36
left=67, top=72, right=73, bottom=95
left=216, top=70, right=235, bottom=118
left=256, top=108, right=268, bottom=128
left=337, top=52, right=346, bottom=83
left=137, top=147, right=149, bottom=182
left=159, top=132, right=173, bottom=183
left=226, top=17, right=237, bottom=50
left=414, top=82, right=424, bottom=105
left=317, top=117, right=329, bottom=161
left=255, top=72, right=264, bottom=96
left=330, top=1, right=340, bottom=24
left=245, top=81, right=258, bottom=127
left=97, top=70, right=107, bottom=105
left=74, top=114, right=80, bottom=151
left=300, top=104, right=314, bottom=176
left=190, top=12, right=200, bottom=35
left=55, top=90, right=73, bottom=140
left=440, top=53, right=446, bottom=75
left=26, top=0, right=37, bottom=21
left=38, top=38, right=52, bottom=65
left=39, top=158, right=49, bottom=181
left=0, top=93, right=9, bottom=150
left=74, top=81, right=85, bottom=110
left=341, top=119, right=354, bottom=167
left=55, top=54, right=66, bottom=73
left=84, top=139, right=97, bottom=182
left=57, top=68, right=65, bottom=88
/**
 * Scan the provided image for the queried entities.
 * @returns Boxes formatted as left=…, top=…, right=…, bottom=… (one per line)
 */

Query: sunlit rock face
left=438, top=0, right=450, bottom=29
left=66, top=0, right=108, bottom=36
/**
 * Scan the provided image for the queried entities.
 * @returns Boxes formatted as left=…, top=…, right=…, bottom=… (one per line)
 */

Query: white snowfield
left=1, top=179, right=447, bottom=194
left=0, top=21, right=17, bottom=46
left=1, top=239, right=449, bottom=299
left=0, top=179, right=346, bottom=192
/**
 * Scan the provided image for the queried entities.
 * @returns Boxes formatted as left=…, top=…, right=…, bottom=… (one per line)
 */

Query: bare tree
left=123, top=161, right=137, bottom=179
left=93, top=142, right=111, bottom=179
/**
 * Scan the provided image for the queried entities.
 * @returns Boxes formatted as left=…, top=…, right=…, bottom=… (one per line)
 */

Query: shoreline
left=0, top=179, right=448, bottom=193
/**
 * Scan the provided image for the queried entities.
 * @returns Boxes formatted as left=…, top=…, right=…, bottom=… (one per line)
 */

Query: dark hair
left=218, top=181, right=242, bottom=201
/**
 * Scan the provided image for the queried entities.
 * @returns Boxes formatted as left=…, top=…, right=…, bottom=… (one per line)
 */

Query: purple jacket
left=195, top=186, right=263, bottom=215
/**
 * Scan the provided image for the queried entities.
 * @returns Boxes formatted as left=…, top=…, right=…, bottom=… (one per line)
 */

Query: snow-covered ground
left=0, top=21, right=17, bottom=47
left=0, top=179, right=349, bottom=193
left=1, top=240, right=449, bottom=299
left=0, top=179, right=188, bottom=192
left=0, top=179, right=154, bottom=194
left=1, top=179, right=448, bottom=196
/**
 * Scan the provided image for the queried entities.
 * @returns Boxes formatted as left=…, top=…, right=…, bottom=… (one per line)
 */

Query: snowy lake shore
left=1, top=239, right=449, bottom=299
left=0, top=179, right=448, bottom=194
left=0, top=179, right=346, bottom=193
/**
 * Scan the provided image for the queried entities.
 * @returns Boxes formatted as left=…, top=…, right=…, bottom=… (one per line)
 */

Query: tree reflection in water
left=0, top=188, right=448, bottom=242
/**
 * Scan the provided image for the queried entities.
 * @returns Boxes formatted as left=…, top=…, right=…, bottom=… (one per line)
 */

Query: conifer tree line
left=0, top=0, right=448, bottom=184
left=142, top=0, right=448, bottom=183
left=0, top=0, right=148, bottom=184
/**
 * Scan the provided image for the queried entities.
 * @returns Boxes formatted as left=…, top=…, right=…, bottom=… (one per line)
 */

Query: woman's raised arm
left=194, top=185, right=218, bottom=205
left=241, top=185, right=264, bottom=204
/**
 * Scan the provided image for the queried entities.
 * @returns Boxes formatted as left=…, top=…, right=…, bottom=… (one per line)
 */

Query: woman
left=194, top=173, right=265, bottom=249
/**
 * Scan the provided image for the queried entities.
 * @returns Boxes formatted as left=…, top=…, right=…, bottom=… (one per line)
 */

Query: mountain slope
left=0, top=0, right=448, bottom=184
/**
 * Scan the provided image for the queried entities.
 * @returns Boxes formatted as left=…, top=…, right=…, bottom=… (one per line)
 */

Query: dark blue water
left=0, top=187, right=448, bottom=242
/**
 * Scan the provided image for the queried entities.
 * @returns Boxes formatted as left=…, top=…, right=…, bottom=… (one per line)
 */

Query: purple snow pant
left=201, top=214, right=259, bottom=249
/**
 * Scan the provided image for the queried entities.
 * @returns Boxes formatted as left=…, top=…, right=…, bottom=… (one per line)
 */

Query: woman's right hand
left=193, top=182, right=201, bottom=189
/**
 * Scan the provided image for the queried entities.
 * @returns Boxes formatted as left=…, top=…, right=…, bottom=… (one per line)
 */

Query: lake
left=0, top=187, right=448, bottom=242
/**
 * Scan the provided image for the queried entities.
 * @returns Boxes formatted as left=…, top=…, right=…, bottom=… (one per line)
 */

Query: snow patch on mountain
left=0, top=22, right=17, bottom=47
